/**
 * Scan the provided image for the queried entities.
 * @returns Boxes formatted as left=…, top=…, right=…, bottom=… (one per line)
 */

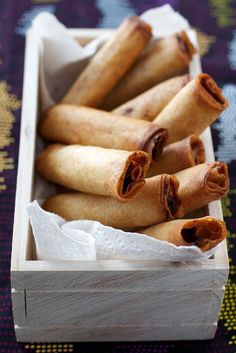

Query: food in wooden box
left=36, top=18, right=229, bottom=252
left=147, top=135, right=205, bottom=177
left=61, top=16, right=152, bottom=107
left=36, top=144, right=150, bottom=201
left=39, top=105, right=168, bottom=163
left=101, top=31, right=196, bottom=109
left=175, top=162, right=229, bottom=214
left=43, top=174, right=184, bottom=230
left=153, top=73, right=228, bottom=144
left=112, top=74, right=190, bottom=120
left=141, top=217, right=227, bottom=251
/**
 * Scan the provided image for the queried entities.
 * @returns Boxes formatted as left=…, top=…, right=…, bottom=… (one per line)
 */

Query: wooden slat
left=11, top=265, right=228, bottom=291
left=14, top=323, right=217, bottom=342
left=11, top=289, right=27, bottom=326
left=11, top=29, right=40, bottom=272
left=12, top=289, right=224, bottom=327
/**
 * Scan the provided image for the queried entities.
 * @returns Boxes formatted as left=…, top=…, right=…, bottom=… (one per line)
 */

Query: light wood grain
left=12, top=289, right=224, bottom=327
left=14, top=323, right=217, bottom=342
left=11, top=29, right=40, bottom=273
left=11, top=262, right=228, bottom=291
left=11, top=289, right=27, bottom=326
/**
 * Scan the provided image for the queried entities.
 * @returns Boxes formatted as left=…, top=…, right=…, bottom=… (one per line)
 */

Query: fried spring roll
left=39, top=105, right=168, bottom=163
left=112, top=75, right=191, bottom=120
left=147, top=135, right=205, bottom=177
left=43, top=175, right=184, bottom=230
left=61, top=17, right=152, bottom=107
left=36, top=144, right=150, bottom=201
left=101, top=31, right=196, bottom=110
left=141, top=217, right=227, bottom=251
left=153, top=73, right=228, bottom=144
left=175, top=162, right=229, bottom=214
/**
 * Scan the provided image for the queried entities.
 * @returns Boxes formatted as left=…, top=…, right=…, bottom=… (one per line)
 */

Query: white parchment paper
left=28, top=201, right=220, bottom=261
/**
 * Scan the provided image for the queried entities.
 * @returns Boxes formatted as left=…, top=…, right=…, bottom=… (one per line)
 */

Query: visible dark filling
left=176, top=34, right=189, bottom=54
left=190, top=137, right=205, bottom=165
left=181, top=227, right=198, bottom=243
left=181, top=223, right=221, bottom=247
left=145, top=129, right=168, bottom=163
left=122, top=175, right=133, bottom=194
left=121, top=155, right=148, bottom=196
left=152, top=134, right=166, bottom=162
left=163, top=179, right=181, bottom=218
left=167, top=192, right=177, bottom=215
left=200, top=76, right=226, bottom=105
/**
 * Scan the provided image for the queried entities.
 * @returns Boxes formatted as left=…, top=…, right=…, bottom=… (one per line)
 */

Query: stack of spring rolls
left=37, top=16, right=230, bottom=253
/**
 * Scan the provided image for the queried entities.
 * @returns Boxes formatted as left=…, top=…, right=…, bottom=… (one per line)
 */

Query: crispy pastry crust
left=147, top=134, right=205, bottom=177
left=174, top=162, right=229, bottom=213
left=142, top=217, right=227, bottom=251
left=154, top=73, right=228, bottom=144
left=112, top=74, right=191, bottom=120
left=43, top=175, right=184, bottom=230
left=101, top=31, right=196, bottom=109
left=61, top=16, right=152, bottom=107
left=36, top=144, right=150, bottom=201
left=39, top=105, right=167, bottom=163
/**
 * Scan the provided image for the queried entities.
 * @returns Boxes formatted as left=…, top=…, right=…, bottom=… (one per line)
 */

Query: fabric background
left=0, top=0, right=236, bottom=352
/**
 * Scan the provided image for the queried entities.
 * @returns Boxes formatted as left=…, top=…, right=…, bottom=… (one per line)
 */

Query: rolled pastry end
left=189, top=134, right=205, bottom=165
left=118, top=151, right=150, bottom=200
left=176, top=31, right=197, bottom=63
left=198, top=73, right=228, bottom=111
left=144, top=128, right=168, bottom=163
left=181, top=217, right=227, bottom=251
left=126, top=16, right=152, bottom=39
left=163, top=175, right=184, bottom=219
left=206, top=161, right=229, bottom=195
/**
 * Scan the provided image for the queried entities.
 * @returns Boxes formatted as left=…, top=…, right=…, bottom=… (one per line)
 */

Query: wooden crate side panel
left=11, top=266, right=228, bottom=291
left=13, top=289, right=224, bottom=327
left=11, top=290, right=27, bottom=326
left=11, top=29, right=39, bottom=272
left=14, top=323, right=217, bottom=342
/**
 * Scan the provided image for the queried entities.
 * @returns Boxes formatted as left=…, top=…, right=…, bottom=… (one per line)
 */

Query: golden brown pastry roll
left=43, top=175, right=184, bottom=230
left=36, top=144, right=150, bottom=201
left=112, top=75, right=191, bottom=120
left=141, top=217, right=227, bottom=251
left=147, top=135, right=205, bottom=177
left=39, top=105, right=168, bottom=163
left=61, top=17, right=152, bottom=107
left=153, top=73, right=228, bottom=144
left=174, top=162, right=229, bottom=214
left=101, top=31, right=196, bottom=110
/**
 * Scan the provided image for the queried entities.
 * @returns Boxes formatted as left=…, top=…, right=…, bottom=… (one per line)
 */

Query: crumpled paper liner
left=28, top=201, right=220, bottom=261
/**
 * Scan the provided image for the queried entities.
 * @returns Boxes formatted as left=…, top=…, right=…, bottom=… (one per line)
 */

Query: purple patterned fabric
left=0, top=1, right=236, bottom=352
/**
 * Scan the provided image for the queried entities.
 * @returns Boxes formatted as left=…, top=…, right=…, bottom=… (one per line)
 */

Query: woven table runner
left=0, top=1, right=236, bottom=352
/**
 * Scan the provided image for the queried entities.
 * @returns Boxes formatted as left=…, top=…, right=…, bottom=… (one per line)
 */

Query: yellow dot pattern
left=220, top=280, right=236, bottom=344
left=209, top=0, right=236, bottom=27
left=219, top=188, right=236, bottom=346
left=0, top=81, right=21, bottom=191
left=196, top=29, right=216, bottom=57
left=24, top=343, right=74, bottom=352
left=221, top=195, right=232, bottom=217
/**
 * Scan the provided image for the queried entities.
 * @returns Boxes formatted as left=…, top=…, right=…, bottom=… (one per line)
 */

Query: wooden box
left=11, top=28, right=229, bottom=342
